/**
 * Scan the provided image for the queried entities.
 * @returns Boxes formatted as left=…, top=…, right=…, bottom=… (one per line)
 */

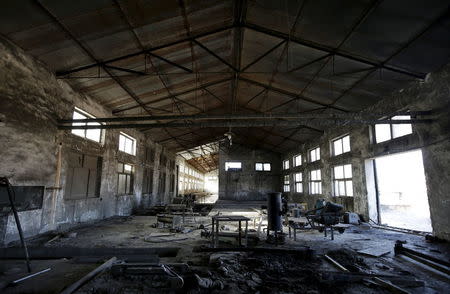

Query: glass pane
left=126, top=175, right=131, bottom=194
left=334, top=139, right=342, bottom=156
left=225, top=162, right=242, bottom=170
left=124, top=164, right=132, bottom=173
left=117, top=163, right=123, bottom=172
left=86, top=122, right=101, bottom=142
left=72, top=111, right=86, bottom=137
left=294, top=155, right=301, bottom=166
left=334, top=181, right=339, bottom=196
left=339, top=181, right=346, bottom=196
left=255, top=163, right=263, bottom=171
left=375, top=124, right=391, bottom=143
left=118, top=174, right=126, bottom=194
left=264, top=163, right=271, bottom=171
left=71, top=126, right=85, bottom=137
left=343, top=135, right=351, bottom=153
left=346, top=180, right=353, bottom=196
left=316, top=148, right=321, bottom=160
left=317, top=170, right=321, bottom=180
left=119, top=134, right=126, bottom=151
left=334, top=166, right=344, bottom=179
left=124, top=138, right=132, bottom=154
left=392, top=115, right=412, bottom=138
left=344, top=164, right=352, bottom=178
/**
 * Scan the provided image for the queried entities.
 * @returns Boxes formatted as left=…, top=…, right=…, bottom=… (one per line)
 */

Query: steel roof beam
left=55, top=24, right=234, bottom=77
left=113, top=77, right=232, bottom=113
left=243, top=23, right=426, bottom=79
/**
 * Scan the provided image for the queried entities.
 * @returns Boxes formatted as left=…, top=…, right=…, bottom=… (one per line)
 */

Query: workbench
left=211, top=215, right=250, bottom=247
left=288, top=216, right=309, bottom=241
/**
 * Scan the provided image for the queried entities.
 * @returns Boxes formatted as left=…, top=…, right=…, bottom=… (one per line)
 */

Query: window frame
left=293, top=154, right=302, bottom=167
left=255, top=162, right=271, bottom=171
left=283, top=159, right=290, bottom=170
left=309, top=169, right=322, bottom=195
left=374, top=114, right=413, bottom=143
left=332, top=164, right=353, bottom=197
left=331, top=134, right=351, bottom=156
left=71, top=107, right=103, bottom=143
left=225, top=161, right=242, bottom=171
left=309, top=147, right=321, bottom=162
left=117, top=162, right=134, bottom=195
left=283, top=175, right=290, bottom=192
left=294, top=172, right=303, bottom=193
left=118, top=132, right=137, bottom=155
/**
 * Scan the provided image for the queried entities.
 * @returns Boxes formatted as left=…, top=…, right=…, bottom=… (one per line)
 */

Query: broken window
left=71, top=107, right=102, bottom=143
left=283, top=175, right=290, bottom=192
left=142, top=167, right=153, bottom=194
left=332, top=135, right=350, bottom=156
left=119, top=132, right=136, bottom=155
left=225, top=162, right=242, bottom=171
left=375, top=115, right=413, bottom=143
left=333, top=164, right=353, bottom=196
left=309, top=147, right=320, bottom=162
left=309, top=169, right=322, bottom=194
left=255, top=162, right=271, bottom=171
left=283, top=159, right=290, bottom=170
left=293, top=154, right=302, bottom=167
left=294, top=172, right=303, bottom=193
left=117, top=163, right=134, bottom=195
left=65, top=152, right=102, bottom=200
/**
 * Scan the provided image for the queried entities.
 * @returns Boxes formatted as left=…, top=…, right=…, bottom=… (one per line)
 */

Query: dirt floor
left=0, top=200, right=449, bottom=293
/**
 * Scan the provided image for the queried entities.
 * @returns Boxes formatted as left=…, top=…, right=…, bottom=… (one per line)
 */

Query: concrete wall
left=219, top=144, right=281, bottom=201
left=282, top=63, right=450, bottom=240
left=204, top=170, right=219, bottom=194
left=0, top=37, right=176, bottom=245
left=175, top=156, right=206, bottom=195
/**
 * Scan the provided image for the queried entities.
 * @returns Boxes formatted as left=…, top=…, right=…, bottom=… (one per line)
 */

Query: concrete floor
left=0, top=201, right=449, bottom=293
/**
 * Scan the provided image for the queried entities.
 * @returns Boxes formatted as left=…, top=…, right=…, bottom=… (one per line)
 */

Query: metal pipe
left=59, top=118, right=432, bottom=130
left=58, top=111, right=430, bottom=124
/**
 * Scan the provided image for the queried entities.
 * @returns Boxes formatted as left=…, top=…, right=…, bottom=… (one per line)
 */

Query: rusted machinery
left=305, top=200, right=344, bottom=240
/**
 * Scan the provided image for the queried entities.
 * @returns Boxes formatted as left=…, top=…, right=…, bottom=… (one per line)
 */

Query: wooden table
left=211, top=215, right=250, bottom=247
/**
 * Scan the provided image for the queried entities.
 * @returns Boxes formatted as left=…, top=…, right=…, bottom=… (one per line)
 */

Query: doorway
left=372, top=149, right=431, bottom=232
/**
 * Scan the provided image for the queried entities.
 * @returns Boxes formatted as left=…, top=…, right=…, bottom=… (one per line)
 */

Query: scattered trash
left=195, top=274, right=224, bottom=289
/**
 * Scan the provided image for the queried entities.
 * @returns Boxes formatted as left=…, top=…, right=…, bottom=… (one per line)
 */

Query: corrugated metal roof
left=1, top=0, right=449, bottom=157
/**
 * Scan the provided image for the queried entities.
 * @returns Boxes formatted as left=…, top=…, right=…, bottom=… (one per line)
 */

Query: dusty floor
left=0, top=201, right=449, bottom=293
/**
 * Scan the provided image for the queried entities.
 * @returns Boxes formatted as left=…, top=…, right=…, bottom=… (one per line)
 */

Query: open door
left=372, top=149, right=432, bottom=232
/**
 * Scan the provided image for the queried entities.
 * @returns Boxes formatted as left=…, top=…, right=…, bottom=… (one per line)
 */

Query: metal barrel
left=267, top=192, right=282, bottom=231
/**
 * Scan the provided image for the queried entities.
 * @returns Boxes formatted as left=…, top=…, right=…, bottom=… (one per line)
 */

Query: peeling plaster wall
left=0, top=37, right=176, bottom=245
left=282, top=64, right=450, bottom=241
left=219, top=144, right=282, bottom=201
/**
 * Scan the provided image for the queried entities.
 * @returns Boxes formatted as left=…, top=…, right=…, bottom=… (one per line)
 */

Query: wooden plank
left=0, top=247, right=179, bottom=259
left=60, top=257, right=117, bottom=294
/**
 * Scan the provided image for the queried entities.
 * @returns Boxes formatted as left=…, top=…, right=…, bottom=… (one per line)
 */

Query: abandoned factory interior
left=1, top=0, right=450, bottom=293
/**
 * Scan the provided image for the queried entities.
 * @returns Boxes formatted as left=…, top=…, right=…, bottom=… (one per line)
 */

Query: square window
left=332, top=135, right=350, bottom=156
left=119, top=133, right=136, bottom=155
left=71, top=108, right=102, bottom=143
left=309, top=147, right=320, bottom=162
